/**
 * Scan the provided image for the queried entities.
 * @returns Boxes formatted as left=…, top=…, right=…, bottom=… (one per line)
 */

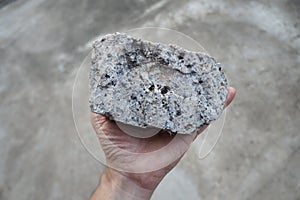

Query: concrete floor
left=0, top=0, right=300, bottom=199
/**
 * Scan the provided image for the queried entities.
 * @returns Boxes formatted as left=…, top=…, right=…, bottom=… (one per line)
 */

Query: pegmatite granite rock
left=89, top=33, right=228, bottom=134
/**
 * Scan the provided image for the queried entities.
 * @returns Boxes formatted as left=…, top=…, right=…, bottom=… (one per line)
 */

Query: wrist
left=91, top=167, right=155, bottom=200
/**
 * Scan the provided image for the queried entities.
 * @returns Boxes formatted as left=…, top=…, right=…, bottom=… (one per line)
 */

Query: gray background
left=0, top=0, right=299, bottom=199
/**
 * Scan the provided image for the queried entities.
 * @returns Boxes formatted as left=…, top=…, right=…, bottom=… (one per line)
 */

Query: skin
left=90, top=87, right=236, bottom=200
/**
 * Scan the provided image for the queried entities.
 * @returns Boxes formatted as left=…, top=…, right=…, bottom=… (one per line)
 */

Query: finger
left=193, top=124, right=208, bottom=141
left=91, top=112, right=127, bottom=138
left=90, top=112, right=109, bottom=132
left=224, top=86, right=236, bottom=108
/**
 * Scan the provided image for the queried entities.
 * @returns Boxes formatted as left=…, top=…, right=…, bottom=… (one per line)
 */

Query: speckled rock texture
left=89, top=33, right=228, bottom=134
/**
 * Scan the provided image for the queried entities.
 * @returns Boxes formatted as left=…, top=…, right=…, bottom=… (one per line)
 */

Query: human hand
left=90, top=87, right=236, bottom=200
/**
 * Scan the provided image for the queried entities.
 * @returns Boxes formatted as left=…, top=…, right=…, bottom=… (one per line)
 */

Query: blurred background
left=0, top=0, right=299, bottom=199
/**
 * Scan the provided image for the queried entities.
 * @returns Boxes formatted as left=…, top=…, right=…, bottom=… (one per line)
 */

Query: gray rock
left=89, top=33, right=228, bottom=134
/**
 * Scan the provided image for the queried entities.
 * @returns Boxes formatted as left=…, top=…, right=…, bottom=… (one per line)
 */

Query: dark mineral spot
left=178, top=53, right=184, bottom=60
left=161, top=86, right=170, bottom=94
left=149, top=84, right=155, bottom=91
left=131, top=94, right=137, bottom=100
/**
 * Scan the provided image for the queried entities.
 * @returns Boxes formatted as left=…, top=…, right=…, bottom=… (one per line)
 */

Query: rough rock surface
left=89, top=33, right=228, bottom=134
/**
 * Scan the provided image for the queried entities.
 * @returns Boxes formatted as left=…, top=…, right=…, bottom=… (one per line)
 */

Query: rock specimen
left=89, top=33, right=228, bottom=134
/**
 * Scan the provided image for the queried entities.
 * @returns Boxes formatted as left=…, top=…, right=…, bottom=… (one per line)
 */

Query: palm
left=91, top=87, right=236, bottom=190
